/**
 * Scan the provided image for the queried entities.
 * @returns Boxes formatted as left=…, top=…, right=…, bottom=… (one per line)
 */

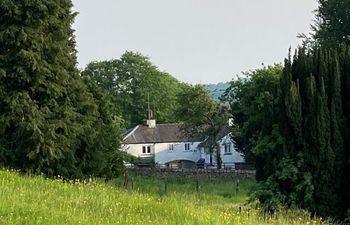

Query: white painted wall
left=123, top=142, right=202, bottom=164
left=202, top=134, right=244, bottom=168
left=123, top=134, right=244, bottom=168
left=154, top=142, right=202, bottom=164
left=122, top=143, right=154, bottom=159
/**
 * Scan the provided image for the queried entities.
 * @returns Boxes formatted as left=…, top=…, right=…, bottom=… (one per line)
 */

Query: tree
left=222, top=64, right=283, bottom=178
left=83, top=52, right=187, bottom=128
left=0, top=0, right=80, bottom=172
left=176, top=85, right=230, bottom=169
left=312, top=0, right=350, bottom=47
left=77, top=77, right=126, bottom=179
left=246, top=48, right=348, bottom=219
left=0, top=0, right=125, bottom=178
left=338, top=45, right=350, bottom=219
left=224, top=55, right=350, bottom=219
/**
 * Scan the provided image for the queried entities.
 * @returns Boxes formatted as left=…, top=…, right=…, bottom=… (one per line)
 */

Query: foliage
left=224, top=49, right=350, bottom=220
left=176, top=85, right=231, bottom=168
left=82, top=52, right=187, bottom=128
left=277, top=47, right=349, bottom=218
left=312, top=0, right=350, bottom=47
left=222, top=64, right=283, bottom=169
left=0, top=169, right=333, bottom=225
left=0, top=0, right=125, bottom=178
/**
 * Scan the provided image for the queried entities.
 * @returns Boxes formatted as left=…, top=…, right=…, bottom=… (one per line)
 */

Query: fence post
left=236, top=179, right=240, bottom=194
left=123, top=170, right=129, bottom=188
left=164, top=178, right=167, bottom=195
left=130, top=177, right=134, bottom=190
left=196, top=179, right=201, bottom=194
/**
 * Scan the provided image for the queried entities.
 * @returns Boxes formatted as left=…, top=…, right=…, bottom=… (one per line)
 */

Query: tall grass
left=113, top=175, right=254, bottom=204
left=0, top=170, right=333, bottom=225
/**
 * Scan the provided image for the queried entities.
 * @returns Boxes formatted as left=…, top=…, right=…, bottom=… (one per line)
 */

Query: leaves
left=0, top=0, right=125, bottom=179
left=176, top=84, right=230, bottom=168
left=82, top=51, right=187, bottom=128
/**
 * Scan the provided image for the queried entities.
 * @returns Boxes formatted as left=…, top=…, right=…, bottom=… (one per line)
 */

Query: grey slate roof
left=123, top=123, right=204, bottom=144
left=198, top=126, right=231, bottom=148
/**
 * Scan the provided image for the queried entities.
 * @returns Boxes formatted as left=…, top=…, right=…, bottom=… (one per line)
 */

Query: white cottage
left=122, top=119, right=244, bottom=169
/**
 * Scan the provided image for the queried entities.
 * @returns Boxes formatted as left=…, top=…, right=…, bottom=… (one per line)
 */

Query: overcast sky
left=72, top=0, right=318, bottom=84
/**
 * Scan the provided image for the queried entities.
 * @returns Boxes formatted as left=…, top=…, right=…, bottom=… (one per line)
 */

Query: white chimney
left=146, top=94, right=156, bottom=128
left=228, top=118, right=234, bottom=127
left=147, top=119, right=156, bottom=128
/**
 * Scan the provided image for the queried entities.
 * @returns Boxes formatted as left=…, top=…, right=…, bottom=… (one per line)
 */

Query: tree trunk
left=209, top=148, right=213, bottom=165
left=216, top=142, right=223, bottom=169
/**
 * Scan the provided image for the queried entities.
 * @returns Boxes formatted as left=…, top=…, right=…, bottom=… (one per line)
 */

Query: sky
left=72, top=0, right=319, bottom=84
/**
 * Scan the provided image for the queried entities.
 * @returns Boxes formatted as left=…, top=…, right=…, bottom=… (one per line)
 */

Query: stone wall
left=127, top=168, right=255, bottom=180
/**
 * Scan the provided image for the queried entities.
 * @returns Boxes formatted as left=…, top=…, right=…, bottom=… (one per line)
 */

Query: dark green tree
left=0, top=0, right=125, bottom=178
left=222, top=65, right=283, bottom=179
left=225, top=52, right=349, bottom=219
left=312, top=0, right=350, bottom=47
left=0, top=0, right=80, bottom=172
left=338, top=45, right=350, bottom=219
left=258, top=47, right=347, bottom=218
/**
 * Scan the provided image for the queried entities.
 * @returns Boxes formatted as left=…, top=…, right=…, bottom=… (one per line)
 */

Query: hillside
left=205, top=82, right=230, bottom=100
left=0, top=170, right=332, bottom=225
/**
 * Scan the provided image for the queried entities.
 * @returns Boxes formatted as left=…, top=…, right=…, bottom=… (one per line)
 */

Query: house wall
left=123, top=134, right=244, bottom=168
left=219, top=134, right=245, bottom=168
left=155, top=142, right=202, bottom=165
left=123, top=142, right=202, bottom=165
left=202, top=134, right=244, bottom=168
left=123, top=143, right=155, bottom=159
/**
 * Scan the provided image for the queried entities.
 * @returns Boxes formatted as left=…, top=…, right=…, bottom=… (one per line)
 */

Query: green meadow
left=0, top=170, right=333, bottom=225
left=113, top=175, right=253, bottom=205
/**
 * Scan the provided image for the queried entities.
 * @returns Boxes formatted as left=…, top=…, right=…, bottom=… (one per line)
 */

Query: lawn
left=0, top=169, right=333, bottom=225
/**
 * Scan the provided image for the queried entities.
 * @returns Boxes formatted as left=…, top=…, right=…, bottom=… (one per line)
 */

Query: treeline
left=223, top=0, right=350, bottom=220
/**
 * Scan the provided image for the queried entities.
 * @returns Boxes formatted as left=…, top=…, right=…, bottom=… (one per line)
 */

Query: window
left=224, top=143, right=231, bottom=153
left=184, top=143, right=190, bottom=151
left=169, top=144, right=174, bottom=151
left=142, top=145, right=152, bottom=154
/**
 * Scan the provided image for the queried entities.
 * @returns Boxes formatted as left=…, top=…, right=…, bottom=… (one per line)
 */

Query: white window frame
left=142, top=145, right=152, bottom=154
left=184, top=143, right=191, bottom=151
left=169, top=144, right=174, bottom=151
left=224, top=143, right=231, bottom=153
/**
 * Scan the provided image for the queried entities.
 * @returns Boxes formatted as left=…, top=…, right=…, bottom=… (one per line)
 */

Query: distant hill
left=205, top=82, right=230, bottom=100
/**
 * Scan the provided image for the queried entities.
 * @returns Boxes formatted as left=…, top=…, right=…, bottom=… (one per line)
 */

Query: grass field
left=113, top=175, right=254, bottom=204
left=0, top=169, right=333, bottom=225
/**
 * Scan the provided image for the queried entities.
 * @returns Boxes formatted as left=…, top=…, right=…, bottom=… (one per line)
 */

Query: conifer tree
left=0, top=0, right=76, bottom=171
left=249, top=46, right=348, bottom=218
left=338, top=45, right=350, bottom=218
left=313, top=0, right=350, bottom=47
left=0, top=0, right=124, bottom=177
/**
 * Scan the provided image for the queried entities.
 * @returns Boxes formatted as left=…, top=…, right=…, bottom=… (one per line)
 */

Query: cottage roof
left=198, top=126, right=231, bottom=148
left=123, top=123, right=204, bottom=144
